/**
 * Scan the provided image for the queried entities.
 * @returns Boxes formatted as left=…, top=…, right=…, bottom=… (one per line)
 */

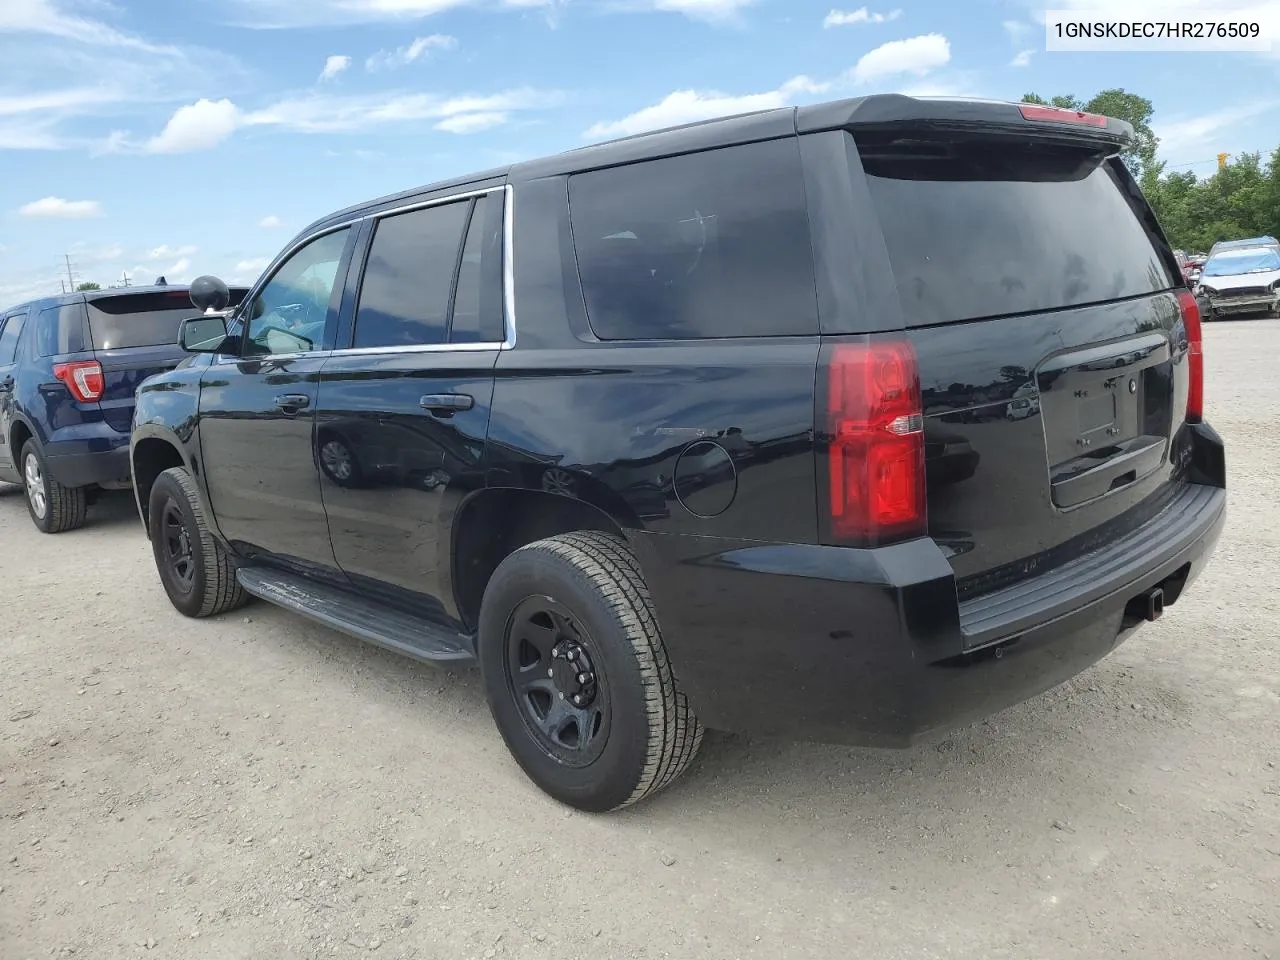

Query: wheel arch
left=451, top=487, right=630, bottom=634
left=130, top=427, right=191, bottom=536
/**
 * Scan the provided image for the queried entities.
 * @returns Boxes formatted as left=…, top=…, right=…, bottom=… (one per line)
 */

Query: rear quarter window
left=854, top=134, right=1175, bottom=327
left=568, top=138, right=820, bottom=340
left=34, top=303, right=89, bottom=358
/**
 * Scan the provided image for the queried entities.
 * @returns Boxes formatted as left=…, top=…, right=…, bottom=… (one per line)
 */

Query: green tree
left=76, top=281, right=101, bottom=291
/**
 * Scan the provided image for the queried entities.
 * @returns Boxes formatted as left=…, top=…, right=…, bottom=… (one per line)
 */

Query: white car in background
left=1195, top=244, right=1280, bottom=320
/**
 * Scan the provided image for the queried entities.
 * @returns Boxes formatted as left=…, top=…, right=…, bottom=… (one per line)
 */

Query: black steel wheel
left=478, top=532, right=703, bottom=812
left=148, top=467, right=247, bottom=618
left=504, top=596, right=611, bottom=768
left=161, top=501, right=197, bottom=594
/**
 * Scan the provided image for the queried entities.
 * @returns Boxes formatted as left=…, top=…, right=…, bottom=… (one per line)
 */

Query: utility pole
left=64, top=253, right=75, bottom=290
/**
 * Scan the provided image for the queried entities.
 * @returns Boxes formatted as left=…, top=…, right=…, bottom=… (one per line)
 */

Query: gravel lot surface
left=2, top=319, right=1278, bottom=960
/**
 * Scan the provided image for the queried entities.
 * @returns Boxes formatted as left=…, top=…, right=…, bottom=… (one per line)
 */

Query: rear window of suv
left=854, top=134, right=1175, bottom=328
left=568, top=138, right=820, bottom=340
left=87, top=290, right=246, bottom=350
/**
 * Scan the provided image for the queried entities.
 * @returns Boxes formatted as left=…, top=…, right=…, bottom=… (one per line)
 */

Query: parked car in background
left=1208, top=236, right=1279, bottom=257
left=1196, top=245, right=1280, bottom=320
left=131, top=95, right=1224, bottom=812
left=0, top=284, right=247, bottom=532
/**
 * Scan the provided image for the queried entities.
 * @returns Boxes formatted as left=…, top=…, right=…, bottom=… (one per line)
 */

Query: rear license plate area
left=1037, top=332, right=1173, bottom=509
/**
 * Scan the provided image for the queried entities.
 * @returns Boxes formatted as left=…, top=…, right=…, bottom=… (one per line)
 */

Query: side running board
left=236, top=567, right=476, bottom=664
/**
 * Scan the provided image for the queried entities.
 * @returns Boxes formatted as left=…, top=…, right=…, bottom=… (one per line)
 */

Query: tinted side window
left=0, top=314, right=25, bottom=364
left=35, top=304, right=88, bottom=358
left=450, top=193, right=504, bottom=344
left=568, top=138, right=819, bottom=340
left=245, top=227, right=351, bottom=357
left=354, top=201, right=470, bottom=349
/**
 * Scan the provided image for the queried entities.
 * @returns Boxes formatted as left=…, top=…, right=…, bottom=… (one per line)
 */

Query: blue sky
left=2, top=0, right=1278, bottom=303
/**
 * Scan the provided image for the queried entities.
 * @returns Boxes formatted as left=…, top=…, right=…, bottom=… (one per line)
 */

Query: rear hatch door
left=849, top=118, right=1192, bottom=599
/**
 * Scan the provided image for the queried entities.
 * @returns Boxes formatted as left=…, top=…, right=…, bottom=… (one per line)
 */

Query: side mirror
left=190, top=275, right=231, bottom=313
left=179, top=314, right=231, bottom=353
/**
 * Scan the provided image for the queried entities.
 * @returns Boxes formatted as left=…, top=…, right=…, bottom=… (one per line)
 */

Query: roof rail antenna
left=155, top=275, right=168, bottom=286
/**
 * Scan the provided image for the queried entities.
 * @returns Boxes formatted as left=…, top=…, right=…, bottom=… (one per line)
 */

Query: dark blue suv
left=0, top=284, right=246, bottom=532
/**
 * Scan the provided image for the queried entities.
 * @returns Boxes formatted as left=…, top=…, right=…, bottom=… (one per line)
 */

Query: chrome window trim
left=228, top=182, right=518, bottom=363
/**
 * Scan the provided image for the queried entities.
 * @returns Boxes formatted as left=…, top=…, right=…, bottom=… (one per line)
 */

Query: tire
left=21, top=440, right=87, bottom=534
left=148, top=466, right=247, bottom=618
left=478, top=531, right=703, bottom=812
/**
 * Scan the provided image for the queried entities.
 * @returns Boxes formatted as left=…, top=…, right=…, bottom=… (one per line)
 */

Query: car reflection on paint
left=315, top=417, right=480, bottom=493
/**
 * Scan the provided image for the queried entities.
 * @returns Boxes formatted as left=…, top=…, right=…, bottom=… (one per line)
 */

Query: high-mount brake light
left=1018, top=104, right=1109, bottom=128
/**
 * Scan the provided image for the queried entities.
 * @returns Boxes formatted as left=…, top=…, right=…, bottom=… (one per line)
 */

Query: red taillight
left=825, top=340, right=926, bottom=545
left=52, top=360, right=105, bottom=403
left=1018, top=104, right=1109, bottom=128
left=1177, top=289, right=1203, bottom=423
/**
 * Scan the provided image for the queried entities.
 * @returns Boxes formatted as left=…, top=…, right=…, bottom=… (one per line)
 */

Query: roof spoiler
left=796, top=94, right=1135, bottom=148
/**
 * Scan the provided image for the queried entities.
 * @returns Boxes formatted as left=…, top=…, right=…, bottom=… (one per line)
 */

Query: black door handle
left=274, top=393, right=311, bottom=412
left=420, top=393, right=474, bottom=414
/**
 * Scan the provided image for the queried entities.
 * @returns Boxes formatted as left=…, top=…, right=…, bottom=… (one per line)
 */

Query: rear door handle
left=420, top=393, right=474, bottom=414
left=274, top=393, right=311, bottom=413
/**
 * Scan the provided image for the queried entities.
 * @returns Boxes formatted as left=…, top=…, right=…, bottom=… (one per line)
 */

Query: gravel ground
left=2, top=319, right=1279, bottom=960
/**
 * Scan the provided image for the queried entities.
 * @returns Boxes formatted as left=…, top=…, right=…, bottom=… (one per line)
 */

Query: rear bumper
left=44, top=433, right=131, bottom=488
left=635, top=434, right=1226, bottom=748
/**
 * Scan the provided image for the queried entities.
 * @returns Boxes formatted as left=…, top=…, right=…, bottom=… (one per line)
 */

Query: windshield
left=1203, top=248, right=1280, bottom=277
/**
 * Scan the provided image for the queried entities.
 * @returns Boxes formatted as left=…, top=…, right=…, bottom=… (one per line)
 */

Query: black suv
left=1, top=284, right=246, bottom=532
left=131, top=96, right=1226, bottom=812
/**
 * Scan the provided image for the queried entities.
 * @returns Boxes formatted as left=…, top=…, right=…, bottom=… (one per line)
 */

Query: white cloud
left=231, top=257, right=272, bottom=284
left=17, top=196, right=104, bottom=219
left=646, top=0, right=756, bottom=20
left=139, top=87, right=555, bottom=151
left=823, top=7, right=901, bottom=27
left=0, top=5, right=250, bottom=154
left=1010, top=49, right=1034, bottom=67
left=1002, top=19, right=1030, bottom=41
left=1155, top=101, right=1280, bottom=158
left=259, top=215, right=284, bottom=228
left=367, top=34, right=457, bottom=70
left=70, top=241, right=125, bottom=262
left=0, top=0, right=176, bottom=53
left=146, top=244, right=198, bottom=261
left=851, top=33, right=950, bottom=84
left=145, top=98, right=242, bottom=153
left=435, top=111, right=507, bottom=133
left=585, top=75, right=828, bottom=139
left=319, top=54, right=351, bottom=81
left=228, top=0, right=750, bottom=25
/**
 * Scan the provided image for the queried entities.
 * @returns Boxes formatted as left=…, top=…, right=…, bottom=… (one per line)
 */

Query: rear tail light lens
left=52, top=360, right=105, bottom=403
left=1176, top=289, right=1203, bottom=423
left=824, top=340, right=926, bottom=546
left=1018, top=104, right=1109, bottom=127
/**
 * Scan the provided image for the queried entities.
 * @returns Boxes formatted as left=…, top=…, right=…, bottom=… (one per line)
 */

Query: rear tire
left=478, top=531, right=703, bottom=812
left=21, top=440, right=87, bottom=534
left=148, top=466, right=247, bottom=618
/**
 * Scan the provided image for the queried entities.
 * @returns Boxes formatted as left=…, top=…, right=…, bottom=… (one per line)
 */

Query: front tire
left=478, top=532, right=703, bottom=812
left=148, top=467, right=247, bottom=618
left=21, top=440, right=87, bottom=534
